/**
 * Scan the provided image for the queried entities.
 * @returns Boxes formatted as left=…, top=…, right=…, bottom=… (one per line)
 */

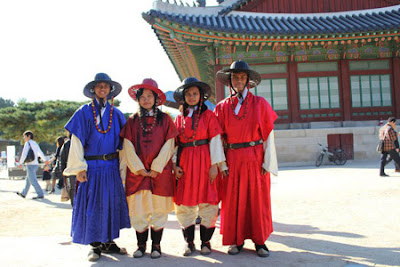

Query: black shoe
left=150, top=228, right=163, bottom=259
left=100, top=241, right=127, bottom=255
left=32, top=196, right=44, bottom=199
left=133, top=245, right=146, bottom=258
left=48, top=188, right=55, bottom=194
left=255, top=245, right=269, bottom=257
left=255, top=244, right=270, bottom=257
left=380, top=173, right=389, bottom=177
left=228, top=244, right=243, bottom=255
left=183, top=242, right=196, bottom=256
left=16, top=192, right=25, bottom=198
left=88, top=247, right=102, bottom=262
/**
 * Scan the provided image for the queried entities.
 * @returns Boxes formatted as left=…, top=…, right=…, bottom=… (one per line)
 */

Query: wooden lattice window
left=224, top=78, right=288, bottom=111
left=298, top=76, right=340, bottom=110
left=350, top=74, right=391, bottom=108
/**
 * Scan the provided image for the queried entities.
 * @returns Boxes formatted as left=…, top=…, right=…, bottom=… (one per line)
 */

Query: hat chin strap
left=94, top=95, right=107, bottom=107
left=229, top=74, right=250, bottom=97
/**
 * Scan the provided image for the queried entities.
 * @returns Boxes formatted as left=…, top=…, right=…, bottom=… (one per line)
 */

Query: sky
left=0, top=0, right=218, bottom=113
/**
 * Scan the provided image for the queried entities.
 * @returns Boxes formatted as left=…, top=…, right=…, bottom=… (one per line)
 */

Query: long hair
left=135, top=88, right=163, bottom=134
left=56, top=136, right=64, bottom=148
left=182, top=87, right=208, bottom=117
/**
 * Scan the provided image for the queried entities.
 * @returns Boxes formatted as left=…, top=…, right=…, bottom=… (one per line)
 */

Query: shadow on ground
left=271, top=222, right=400, bottom=266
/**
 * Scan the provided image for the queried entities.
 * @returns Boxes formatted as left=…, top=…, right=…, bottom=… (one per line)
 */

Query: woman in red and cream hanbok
left=119, top=78, right=178, bottom=259
left=173, top=77, right=227, bottom=256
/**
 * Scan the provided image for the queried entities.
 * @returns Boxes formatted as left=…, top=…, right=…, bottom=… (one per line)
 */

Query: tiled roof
left=144, top=4, right=400, bottom=35
left=218, top=0, right=249, bottom=15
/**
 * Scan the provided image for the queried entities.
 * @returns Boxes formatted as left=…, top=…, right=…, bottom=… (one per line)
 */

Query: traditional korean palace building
left=143, top=0, right=400, bottom=164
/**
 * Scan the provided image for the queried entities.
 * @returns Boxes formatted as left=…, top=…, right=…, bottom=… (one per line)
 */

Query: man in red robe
left=214, top=60, right=278, bottom=257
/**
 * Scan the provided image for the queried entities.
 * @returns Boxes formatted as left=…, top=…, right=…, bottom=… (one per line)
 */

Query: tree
left=0, top=100, right=85, bottom=143
left=0, top=97, right=15, bottom=109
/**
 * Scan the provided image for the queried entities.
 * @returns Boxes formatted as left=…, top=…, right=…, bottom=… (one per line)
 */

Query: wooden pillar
left=340, top=60, right=352, bottom=121
left=392, top=58, right=400, bottom=118
left=214, top=65, right=224, bottom=103
left=288, top=61, right=299, bottom=122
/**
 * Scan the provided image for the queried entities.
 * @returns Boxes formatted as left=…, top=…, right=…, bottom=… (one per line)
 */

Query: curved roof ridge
left=152, top=0, right=240, bottom=16
left=228, top=4, right=400, bottom=19
left=144, top=3, right=400, bottom=35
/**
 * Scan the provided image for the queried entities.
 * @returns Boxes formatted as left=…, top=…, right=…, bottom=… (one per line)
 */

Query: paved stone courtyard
left=0, top=160, right=399, bottom=267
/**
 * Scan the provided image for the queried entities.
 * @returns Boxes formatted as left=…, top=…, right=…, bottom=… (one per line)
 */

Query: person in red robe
left=172, top=77, right=228, bottom=256
left=119, top=78, right=178, bottom=259
left=214, top=60, right=278, bottom=257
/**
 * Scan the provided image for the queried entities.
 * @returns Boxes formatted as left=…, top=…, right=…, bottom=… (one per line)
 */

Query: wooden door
left=327, top=133, right=354, bottom=159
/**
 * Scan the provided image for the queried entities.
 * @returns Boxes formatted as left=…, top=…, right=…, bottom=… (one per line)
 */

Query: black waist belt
left=226, top=139, right=263, bottom=149
left=179, top=139, right=209, bottom=148
left=84, top=152, right=119, bottom=161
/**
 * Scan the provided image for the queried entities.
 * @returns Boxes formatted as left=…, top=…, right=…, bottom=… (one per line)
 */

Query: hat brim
left=173, top=81, right=212, bottom=105
left=83, top=80, right=122, bottom=99
left=128, top=84, right=166, bottom=106
left=216, top=69, right=261, bottom=88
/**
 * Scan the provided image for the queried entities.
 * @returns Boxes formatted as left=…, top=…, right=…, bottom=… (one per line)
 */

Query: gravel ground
left=0, top=159, right=399, bottom=267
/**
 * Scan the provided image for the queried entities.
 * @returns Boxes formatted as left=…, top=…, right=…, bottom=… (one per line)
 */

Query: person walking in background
left=119, top=78, right=177, bottom=259
left=63, top=73, right=130, bottom=261
left=60, top=133, right=76, bottom=206
left=49, top=136, right=64, bottom=194
left=42, top=163, right=52, bottom=191
left=172, top=77, right=227, bottom=256
left=379, top=117, right=400, bottom=177
left=383, top=138, right=400, bottom=172
left=16, top=130, right=49, bottom=199
left=214, top=60, right=278, bottom=257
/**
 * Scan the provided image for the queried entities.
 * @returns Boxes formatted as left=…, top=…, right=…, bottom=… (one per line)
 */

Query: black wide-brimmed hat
left=83, top=73, right=122, bottom=99
left=216, top=60, right=261, bottom=88
left=173, top=77, right=212, bottom=105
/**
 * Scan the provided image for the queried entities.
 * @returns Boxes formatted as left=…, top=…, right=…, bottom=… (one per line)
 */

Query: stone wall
left=275, top=126, right=380, bottom=166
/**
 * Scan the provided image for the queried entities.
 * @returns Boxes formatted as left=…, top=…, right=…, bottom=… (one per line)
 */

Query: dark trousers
left=380, top=149, right=400, bottom=175
left=384, top=154, right=400, bottom=171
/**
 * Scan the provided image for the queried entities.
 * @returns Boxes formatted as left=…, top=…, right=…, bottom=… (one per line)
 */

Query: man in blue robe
left=63, top=73, right=130, bottom=261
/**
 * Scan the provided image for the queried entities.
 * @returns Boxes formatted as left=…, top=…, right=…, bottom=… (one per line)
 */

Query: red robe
left=174, top=109, right=222, bottom=206
left=214, top=92, right=278, bottom=246
left=120, top=112, right=178, bottom=197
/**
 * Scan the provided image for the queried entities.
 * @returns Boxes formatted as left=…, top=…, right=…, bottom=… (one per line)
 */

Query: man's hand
left=209, top=164, right=218, bottom=183
left=174, top=166, right=184, bottom=179
left=261, top=168, right=268, bottom=175
left=221, top=170, right=229, bottom=177
left=77, top=170, right=87, bottom=182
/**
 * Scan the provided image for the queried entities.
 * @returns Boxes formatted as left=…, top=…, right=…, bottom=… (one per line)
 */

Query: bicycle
left=315, top=143, right=347, bottom=167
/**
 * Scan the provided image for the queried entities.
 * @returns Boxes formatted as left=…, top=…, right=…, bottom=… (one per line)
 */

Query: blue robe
left=65, top=100, right=130, bottom=245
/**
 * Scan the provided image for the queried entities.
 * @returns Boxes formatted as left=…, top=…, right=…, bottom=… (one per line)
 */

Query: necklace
left=139, top=108, right=158, bottom=133
left=92, top=97, right=113, bottom=134
left=179, top=102, right=202, bottom=142
left=230, top=94, right=248, bottom=120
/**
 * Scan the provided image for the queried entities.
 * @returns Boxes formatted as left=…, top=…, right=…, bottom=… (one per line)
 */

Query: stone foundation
left=275, top=125, right=381, bottom=166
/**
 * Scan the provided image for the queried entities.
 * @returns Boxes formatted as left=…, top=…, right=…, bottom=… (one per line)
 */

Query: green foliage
left=0, top=100, right=86, bottom=143
left=0, top=97, right=15, bottom=108
left=113, top=99, right=121, bottom=107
